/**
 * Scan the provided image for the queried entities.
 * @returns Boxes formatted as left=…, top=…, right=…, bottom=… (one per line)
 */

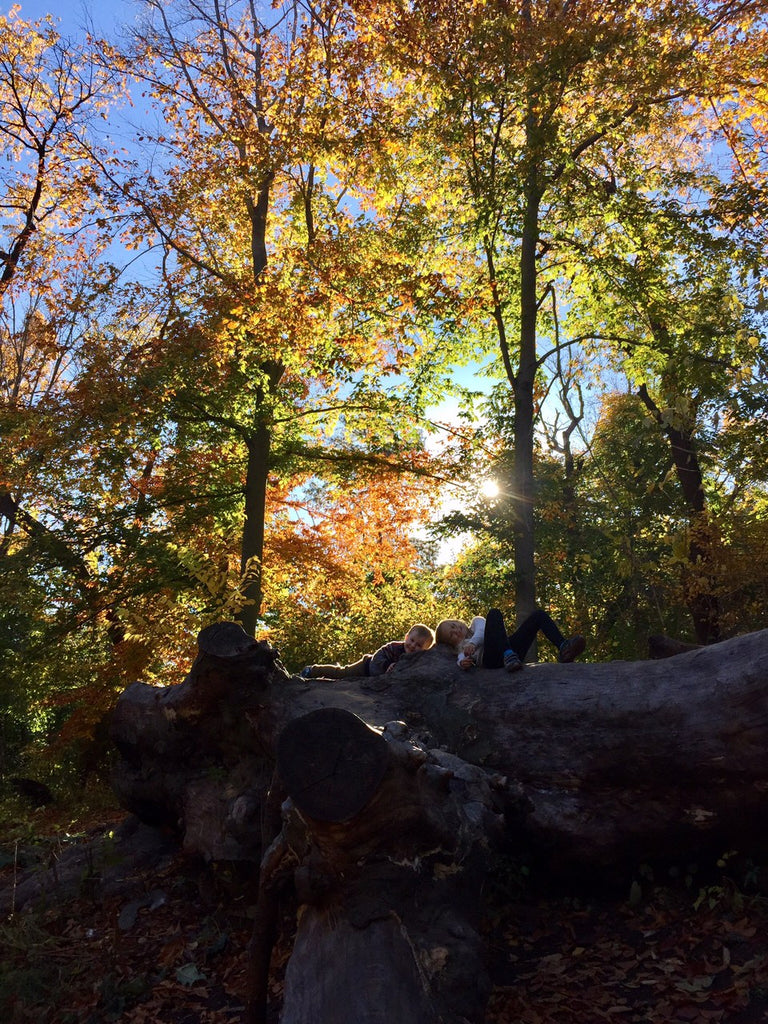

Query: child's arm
left=369, top=641, right=405, bottom=676
left=457, top=617, right=485, bottom=668
left=466, top=616, right=485, bottom=646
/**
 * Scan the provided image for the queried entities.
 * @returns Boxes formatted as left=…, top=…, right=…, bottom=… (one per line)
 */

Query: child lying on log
left=436, top=608, right=585, bottom=672
left=300, top=623, right=435, bottom=679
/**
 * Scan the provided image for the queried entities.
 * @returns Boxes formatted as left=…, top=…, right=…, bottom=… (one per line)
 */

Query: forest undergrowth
left=2, top=796, right=768, bottom=1024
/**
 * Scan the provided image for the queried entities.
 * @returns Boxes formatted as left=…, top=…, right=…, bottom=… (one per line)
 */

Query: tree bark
left=237, top=359, right=284, bottom=637
left=110, top=623, right=768, bottom=1023
left=238, top=424, right=270, bottom=637
left=513, top=165, right=542, bottom=627
left=637, top=381, right=721, bottom=644
left=270, top=712, right=502, bottom=1024
left=112, top=623, right=768, bottom=870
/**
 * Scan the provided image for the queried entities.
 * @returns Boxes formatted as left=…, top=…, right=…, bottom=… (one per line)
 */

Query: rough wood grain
left=109, top=624, right=768, bottom=1024
left=111, top=626, right=768, bottom=866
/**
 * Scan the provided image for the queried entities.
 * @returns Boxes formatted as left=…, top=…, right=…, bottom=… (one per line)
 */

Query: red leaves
left=6, top=805, right=768, bottom=1024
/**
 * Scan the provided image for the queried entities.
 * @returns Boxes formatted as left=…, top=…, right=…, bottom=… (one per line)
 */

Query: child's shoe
left=558, top=636, right=586, bottom=663
left=503, top=649, right=523, bottom=672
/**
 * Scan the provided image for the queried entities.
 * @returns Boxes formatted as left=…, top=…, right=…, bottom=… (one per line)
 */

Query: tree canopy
left=1, top=0, right=768, bottom=781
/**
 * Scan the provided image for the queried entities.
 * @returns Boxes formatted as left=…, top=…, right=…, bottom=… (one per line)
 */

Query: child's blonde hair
left=408, top=623, right=435, bottom=647
left=435, top=619, right=467, bottom=645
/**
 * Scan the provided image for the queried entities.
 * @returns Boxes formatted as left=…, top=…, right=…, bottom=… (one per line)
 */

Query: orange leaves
left=259, top=457, right=441, bottom=664
left=267, top=465, right=434, bottom=588
left=0, top=10, right=124, bottom=299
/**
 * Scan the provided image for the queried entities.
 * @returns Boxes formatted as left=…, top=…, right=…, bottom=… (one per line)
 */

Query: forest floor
left=2, top=799, right=768, bottom=1024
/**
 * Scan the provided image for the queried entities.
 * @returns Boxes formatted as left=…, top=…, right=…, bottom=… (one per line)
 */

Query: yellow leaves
left=1, top=9, right=125, bottom=305
left=660, top=394, right=693, bottom=430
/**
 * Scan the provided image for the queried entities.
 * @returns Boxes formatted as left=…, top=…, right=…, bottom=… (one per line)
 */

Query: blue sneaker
left=503, top=649, right=523, bottom=672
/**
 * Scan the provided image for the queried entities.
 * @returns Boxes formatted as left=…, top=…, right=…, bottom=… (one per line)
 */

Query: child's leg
left=482, top=608, right=509, bottom=669
left=507, top=609, right=566, bottom=660
left=304, top=657, right=369, bottom=679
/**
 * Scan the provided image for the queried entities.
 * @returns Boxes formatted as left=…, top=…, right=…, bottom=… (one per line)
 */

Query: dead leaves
left=5, top=810, right=768, bottom=1024
left=486, top=889, right=768, bottom=1024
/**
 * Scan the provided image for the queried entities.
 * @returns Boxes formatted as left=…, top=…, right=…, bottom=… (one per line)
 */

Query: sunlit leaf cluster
left=2, top=0, right=768, bottom=777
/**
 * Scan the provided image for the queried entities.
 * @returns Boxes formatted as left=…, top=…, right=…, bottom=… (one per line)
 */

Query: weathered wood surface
left=266, top=714, right=504, bottom=1024
left=111, top=624, right=768, bottom=867
left=400, top=629, right=768, bottom=867
left=110, top=624, right=768, bottom=1024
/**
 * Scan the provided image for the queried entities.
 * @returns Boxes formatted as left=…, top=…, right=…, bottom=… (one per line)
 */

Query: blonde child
left=301, top=623, right=435, bottom=679
left=436, top=608, right=585, bottom=671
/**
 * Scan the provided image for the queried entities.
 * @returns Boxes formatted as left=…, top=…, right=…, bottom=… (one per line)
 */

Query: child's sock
left=503, top=649, right=523, bottom=672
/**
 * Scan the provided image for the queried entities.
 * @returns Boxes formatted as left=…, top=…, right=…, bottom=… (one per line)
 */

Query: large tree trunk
left=237, top=360, right=284, bottom=637
left=513, top=169, right=541, bottom=627
left=111, top=623, right=768, bottom=1022
left=238, top=423, right=271, bottom=637
left=112, top=622, right=768, bottom=869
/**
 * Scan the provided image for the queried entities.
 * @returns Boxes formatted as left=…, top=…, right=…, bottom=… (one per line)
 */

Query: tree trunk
left=112, top=623, right=768, bottom=870
left=637, top=382, right=721, bottom=644
left=237, top=360, right=284, bottom=637
left=238, top=424, right=270, bottom=637
left=514, top=169, right=541, bottom=627
left=110, top=622, right=768, bottom=1023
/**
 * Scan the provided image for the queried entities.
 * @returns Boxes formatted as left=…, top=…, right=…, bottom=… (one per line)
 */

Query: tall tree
left=0, top=13, right=133, bottom=772
left=0, top=9, right=117, bottom=298
left=372, top=0, right=768, bottom=620
left=1, top=6, right=120, bottom=533
left=562, top=136, right=766, bottom=641
left=100, top=0, right=454, bottom=635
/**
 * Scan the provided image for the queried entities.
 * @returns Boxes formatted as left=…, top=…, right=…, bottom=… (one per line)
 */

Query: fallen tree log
left=111, top=624, right=768, bottom=1024
left=257, top=710, right=507, bottom=1024
left=111, top=623, right=768, bottom=870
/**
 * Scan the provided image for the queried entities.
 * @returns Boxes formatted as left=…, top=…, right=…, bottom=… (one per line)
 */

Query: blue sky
left=13, top=0, right=141, bottom=36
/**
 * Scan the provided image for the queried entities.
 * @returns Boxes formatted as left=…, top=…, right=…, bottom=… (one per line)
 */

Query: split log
left=263, top=710, right=507, bottom=1024
left=111, top=624, right=768, bottom=870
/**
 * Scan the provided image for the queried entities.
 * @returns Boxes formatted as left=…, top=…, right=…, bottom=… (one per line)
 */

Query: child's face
left=404, top=629, right=431, bottom=654
left=443, top=620, right=469, bottom=648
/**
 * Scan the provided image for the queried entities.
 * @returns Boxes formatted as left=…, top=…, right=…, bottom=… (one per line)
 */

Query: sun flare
left=481, top=479, right=500, bottom=499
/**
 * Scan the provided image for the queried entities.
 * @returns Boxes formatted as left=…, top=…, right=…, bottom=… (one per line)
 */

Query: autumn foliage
left=1, top=0, right=767, bottom=780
